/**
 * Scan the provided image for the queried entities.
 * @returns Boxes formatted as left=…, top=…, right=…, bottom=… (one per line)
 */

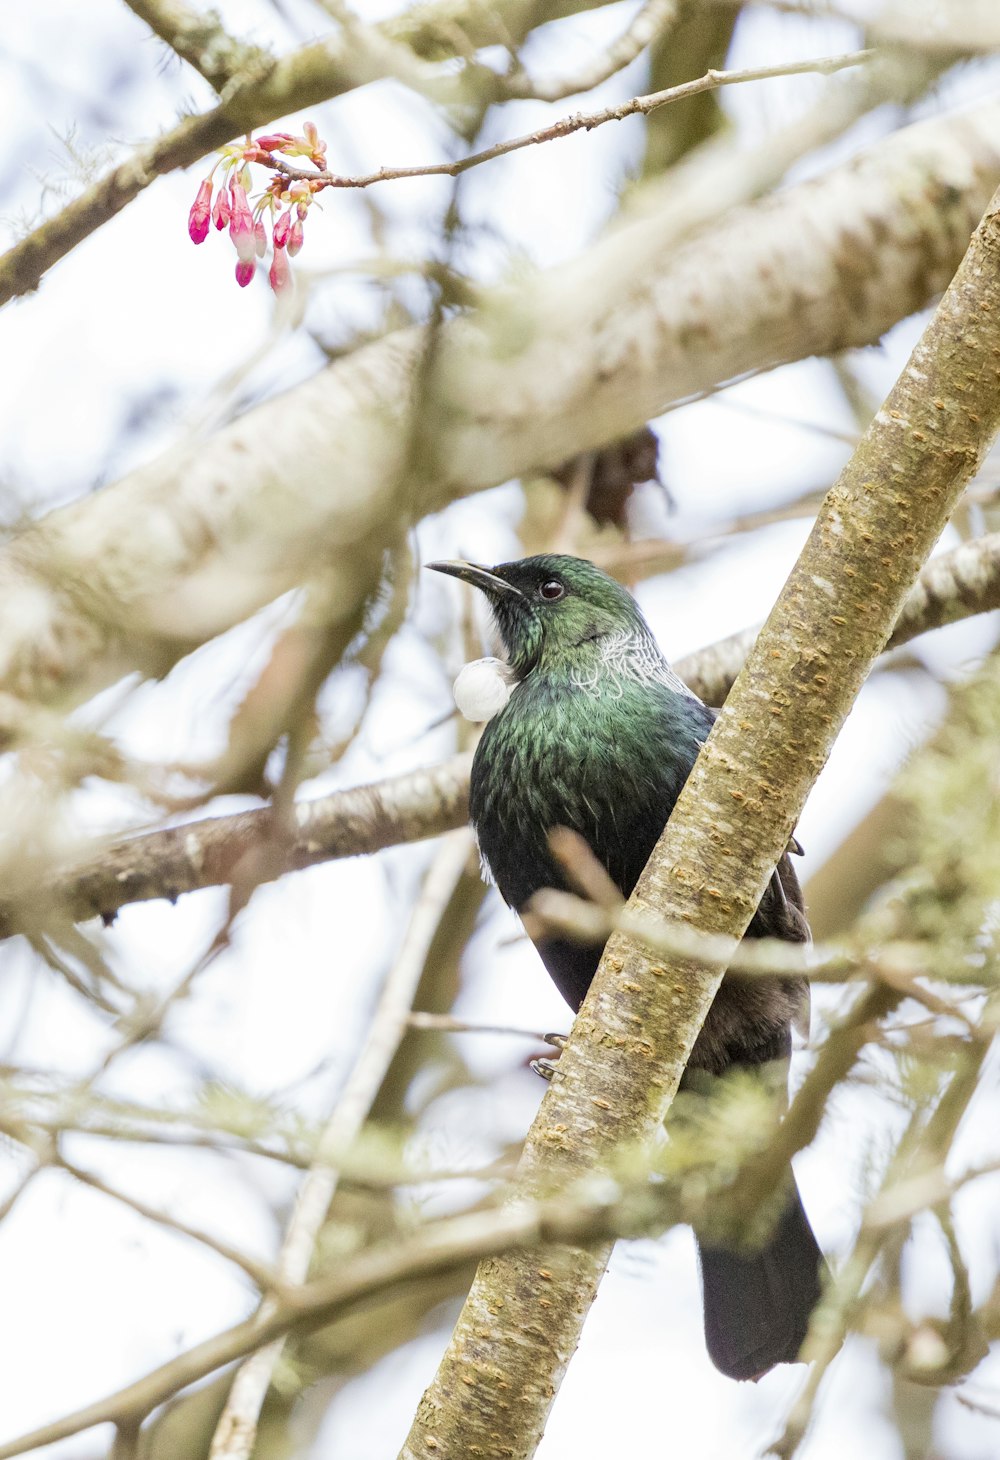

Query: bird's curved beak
left=426, top=560, right=522, bottom=598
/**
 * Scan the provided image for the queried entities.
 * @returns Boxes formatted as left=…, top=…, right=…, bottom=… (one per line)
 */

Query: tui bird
left=428, top=552, right=824, bottom=1381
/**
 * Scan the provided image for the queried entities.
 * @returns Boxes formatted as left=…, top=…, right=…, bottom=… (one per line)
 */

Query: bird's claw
left=530, top=1056, right=560, bottom=1082
left=543, top=1031, right=568, bottom=1050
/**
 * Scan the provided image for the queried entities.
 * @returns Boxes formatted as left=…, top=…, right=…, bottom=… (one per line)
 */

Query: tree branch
left=55, top=1153, right=282, bottom=1292
left=6, top=753, right=473, bottom=935
left=396, top=178, right=1000, bottom=1458
left=123, top=0, right=271, bottom=92
left=503, top=0, right=683, bottom=101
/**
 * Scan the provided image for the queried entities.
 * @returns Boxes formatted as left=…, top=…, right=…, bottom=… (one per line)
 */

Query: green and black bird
left=428, top=552, right=823, bottom=1381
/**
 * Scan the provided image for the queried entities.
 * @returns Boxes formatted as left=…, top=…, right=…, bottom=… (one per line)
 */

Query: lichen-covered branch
left=123, top=0, right=270, bottom=91
left=0, top=96, right=992, bottom=709
left=396, top=183, right=1000, bottom=1460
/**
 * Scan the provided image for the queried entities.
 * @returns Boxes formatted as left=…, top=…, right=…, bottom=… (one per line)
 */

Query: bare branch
left=8, top=752, right=473, bottom=934
left=56, top=1154, right=283, bottom=1292
left=272, top=49, right=874, bottom=190
left=407, top=1010, right=563, bottom=1040
left=504, top=0, right=683, bottom=100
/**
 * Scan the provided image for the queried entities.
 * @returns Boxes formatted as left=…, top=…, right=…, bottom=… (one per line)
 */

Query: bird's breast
left=469, top=675, right=710, bottom=912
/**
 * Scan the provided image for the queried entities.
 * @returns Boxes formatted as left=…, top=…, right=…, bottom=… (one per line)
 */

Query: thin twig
left=274, top=49, right=875, bottom=191
left=772, top=1038, right=993, bottom=1454
left=525, top=882, right=985, bottom=989
left=503, top=0, right=682, bottom=102
left=406, top=1011, right=558, bottom=1040
left=56, top=1154, right=284, bottom=1293
left=865, top=1155, right=1000, bottom=1230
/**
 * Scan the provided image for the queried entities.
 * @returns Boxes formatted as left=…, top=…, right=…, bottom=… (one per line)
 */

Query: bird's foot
left=529, top=1034, right=568, bottom=1081
left=530, top=1056, right=560, bottom=1082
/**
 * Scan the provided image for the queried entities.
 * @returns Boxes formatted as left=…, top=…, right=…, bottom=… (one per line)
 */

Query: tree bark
left=396, top=184, right=1000, bottom=1460
left=0, top=102, right=997, bottom=708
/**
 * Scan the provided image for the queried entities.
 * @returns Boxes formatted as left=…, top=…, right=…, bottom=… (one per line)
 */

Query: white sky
left=1, top=2, right=1000, bottom=1458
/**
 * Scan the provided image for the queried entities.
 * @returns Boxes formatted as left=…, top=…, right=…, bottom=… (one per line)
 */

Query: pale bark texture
left=0, top=103, right=998, bottom=708
left=397, top=186, right=1000, bottom=1460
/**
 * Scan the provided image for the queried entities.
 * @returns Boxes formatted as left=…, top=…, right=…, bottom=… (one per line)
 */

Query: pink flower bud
left=255, top=133, right=294, bottom=152
left=212, top=188, right=231, bottom=230
left=235, top=258, right=256, bottom=288
left=254, top=218, right=267, bottom=257
left=272, top=210, right=292, bottom=249
left=287, top=220, right=304, bottom=257
left=228, top=180, right=257, bottom=263
left=269, top=245, right=291, bottom=295
left=187, top=178, right=213, bottom=244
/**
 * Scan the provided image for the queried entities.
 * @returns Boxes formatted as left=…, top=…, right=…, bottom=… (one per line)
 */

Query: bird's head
left=427, top=553, right=654, bottom=678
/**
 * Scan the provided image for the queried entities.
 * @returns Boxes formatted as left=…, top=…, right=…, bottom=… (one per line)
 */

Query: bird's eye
left=539, top=580, right=565, bottom=601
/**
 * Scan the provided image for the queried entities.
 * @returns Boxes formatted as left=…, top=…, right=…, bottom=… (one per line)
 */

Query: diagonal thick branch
left=396, top=182, right=1000, bottom=1459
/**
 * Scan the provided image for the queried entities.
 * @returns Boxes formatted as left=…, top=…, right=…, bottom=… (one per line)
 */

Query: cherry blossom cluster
left=187, top=122, right=328, bottom=294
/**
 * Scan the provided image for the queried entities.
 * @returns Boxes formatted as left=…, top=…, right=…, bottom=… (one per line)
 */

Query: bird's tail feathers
left=696, top=1173, right=824, bottom=1381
